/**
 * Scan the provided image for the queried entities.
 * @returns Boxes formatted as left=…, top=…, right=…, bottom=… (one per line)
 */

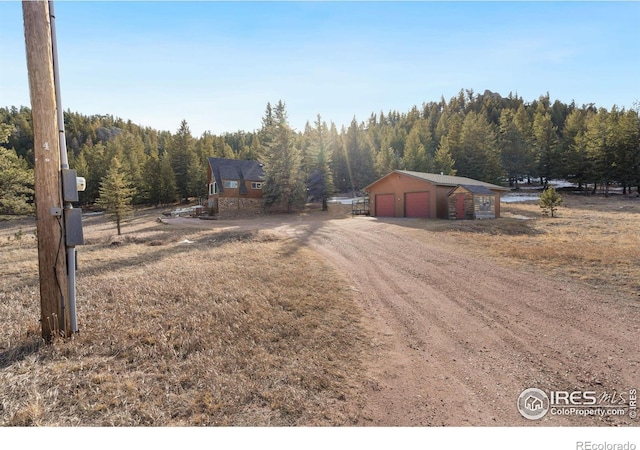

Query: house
left=524, top=395, right=544, bottom=411
left=364, top=170, right=509, bottom=219
left=207, top=157, right=265, bottom=213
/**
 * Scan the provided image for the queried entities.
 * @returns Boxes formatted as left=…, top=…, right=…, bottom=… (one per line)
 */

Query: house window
left=251, top=182, right=263, bottom=190
left=223, top=180, right=238, bottom=189
left=476, top=196, right=494, bottom=212
left=209, top=182, right=218, bottom=195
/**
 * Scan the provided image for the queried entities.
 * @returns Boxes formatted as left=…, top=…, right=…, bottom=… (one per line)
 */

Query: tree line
left=1, top=89, right=639, bottom=215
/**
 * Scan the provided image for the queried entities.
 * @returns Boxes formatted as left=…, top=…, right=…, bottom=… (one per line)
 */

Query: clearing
left=0, top=195, right=638, bottom=426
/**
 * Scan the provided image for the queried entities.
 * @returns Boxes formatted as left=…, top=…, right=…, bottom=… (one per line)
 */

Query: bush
left=540, top=186, right=563, bottom=217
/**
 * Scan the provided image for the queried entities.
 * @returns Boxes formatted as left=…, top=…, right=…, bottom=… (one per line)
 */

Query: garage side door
left=405, top=191, right=430, bottom=218
left=375, top=194, right=395, bottom=217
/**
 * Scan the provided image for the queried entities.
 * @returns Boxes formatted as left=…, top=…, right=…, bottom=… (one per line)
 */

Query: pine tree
left=97, top=157, right=136, bottom=235
left=560, top=108, right=590, bottom=189
left=614, top=109, right=640, bottom=194
left=306, top=115, right=335, bottom=206
left=168, top=120, right=196, bottom=202
left=540, top=186, right=562, bottom=217
left=585, top=108, right=616, bottom=194
left=158, top=155, right=178, bottom=205
left=533, top=101, right=560, bottom=184
left=433, top=143, right=456, bottom=175
left=261, top=101, right=306, bottom=213
left=402, top=126, right=429, bottom=172
left=499, top=107, right=533, bottom=189
left=0, top=124, right=34, bottom=214
left=458, top=111, right=502, bottom=183
left=343, top=118, right=376, bottom=192
left=375, top=146, right=400, bottom=176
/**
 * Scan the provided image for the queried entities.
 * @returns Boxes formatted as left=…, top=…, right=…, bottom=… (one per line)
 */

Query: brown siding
left=491, top=190, right=502, bottom=218
left=208, top=179, right=263, bottom=202
left=436, top=185, right=453, bottom=219
left=368, top=171, right=506, bottom=219
left=368, top=173, right=437, bottom=218
left=219, top=180, right=264, bottom=199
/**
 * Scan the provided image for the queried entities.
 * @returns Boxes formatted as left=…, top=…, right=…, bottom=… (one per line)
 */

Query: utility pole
left=23, top=0, right=70, bottom=340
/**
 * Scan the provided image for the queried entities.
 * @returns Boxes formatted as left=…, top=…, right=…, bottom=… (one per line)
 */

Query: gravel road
left=298, top=216, right=639, bottom=426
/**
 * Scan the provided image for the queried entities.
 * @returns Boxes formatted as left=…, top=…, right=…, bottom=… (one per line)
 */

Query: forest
left=1, top=89, right=639, bottom=215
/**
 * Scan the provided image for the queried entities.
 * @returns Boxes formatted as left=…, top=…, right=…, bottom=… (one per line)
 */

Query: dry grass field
left=0, top=193, right=638, bottom=426
left=0, top=208, right=367, bottom=426
left=470, top=195, right=640, bottom=302
left=403, top=193, right=640, bottom=301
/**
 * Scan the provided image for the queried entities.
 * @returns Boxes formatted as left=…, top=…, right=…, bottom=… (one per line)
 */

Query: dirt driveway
left=279, top=215, right=639, bottom=426
left=169, top=212, right=639, bottom=426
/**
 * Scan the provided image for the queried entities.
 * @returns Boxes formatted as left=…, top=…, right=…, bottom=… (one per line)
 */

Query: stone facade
left=217, top=197, right=262, bottom=211
left=448, top=192, right=475, bottom=220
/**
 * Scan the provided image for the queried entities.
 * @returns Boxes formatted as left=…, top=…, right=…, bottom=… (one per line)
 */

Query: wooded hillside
left=1, top=89, right=639, bottom=214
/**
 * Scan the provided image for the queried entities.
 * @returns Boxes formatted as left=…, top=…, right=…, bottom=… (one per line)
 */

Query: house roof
left=365, top=170, right=510, bottom=191
left=207, top=157, right=265, bottom=193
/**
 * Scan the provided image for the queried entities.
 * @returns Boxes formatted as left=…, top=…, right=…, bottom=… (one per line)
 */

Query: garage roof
left=365, top=170, right=510, bottom=191
left=456, top=184, right=498, bottom=195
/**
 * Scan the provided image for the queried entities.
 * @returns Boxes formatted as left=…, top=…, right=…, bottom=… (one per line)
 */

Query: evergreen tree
left=261, top=101, right=306, bottom=213
left=613, top=109, right=640, bottom=194
left=329, top=122, right=350, bottom=193
left=457, top=111, right=502, bottom=183
left=142, top=151, right=161, bottom=205
left=78, top=141, right=108, bottom=205
left=158, top=154, right=178, bottom=205
left=306, top=115, right=335, bottom=205
left=560, top=108, right=591, bottom=188
left=433, top=144, right=456, bottom=175
left=402, top=126, right=429, bottom=172
left=375, top=146, right=400, bottom=176
left=533, top=101, right=560, bottom=184
left=97, top=157, right=136, bottom=235
left=584, top=108, right=618, bottom=195
left=187, top=152, right=207, bottom=200
left=0, top=124, right=34, bottom=215
left=343, top=118, right=376, bottom=192
left=498, top=108, right=533, bottom=188
left=114, top=132, right=147, bottom=204
left=168, top=120, right=196, bottom=202
left=540, top=185, right=562, bottom=217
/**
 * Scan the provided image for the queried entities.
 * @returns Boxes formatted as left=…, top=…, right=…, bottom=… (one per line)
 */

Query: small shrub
left=540, top=186, right=563, bottom=217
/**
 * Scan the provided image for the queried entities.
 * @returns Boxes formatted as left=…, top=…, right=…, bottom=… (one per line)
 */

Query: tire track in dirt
left=302, top=217, right=639, bottom=426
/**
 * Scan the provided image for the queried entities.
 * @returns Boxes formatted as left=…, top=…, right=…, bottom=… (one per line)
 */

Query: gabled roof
left=207, top=157, right=264, bottom=193
left=365, top=170, right=509, bottom=191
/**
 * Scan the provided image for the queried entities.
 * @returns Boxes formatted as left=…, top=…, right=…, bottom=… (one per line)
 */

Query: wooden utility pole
left=22, top=0, right=70, bottom=340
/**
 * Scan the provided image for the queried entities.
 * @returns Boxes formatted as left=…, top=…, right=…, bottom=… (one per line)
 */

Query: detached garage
left=365, top=170, right=509, bottom=219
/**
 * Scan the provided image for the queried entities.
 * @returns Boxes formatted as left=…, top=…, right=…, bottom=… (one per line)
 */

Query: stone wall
left=448, top=192, right=474, bottom=220
left=217, top=197, right=261, bottom=210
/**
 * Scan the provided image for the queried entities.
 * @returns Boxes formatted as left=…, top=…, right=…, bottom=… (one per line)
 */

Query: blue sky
left=1, top=1, right=639, bottom=136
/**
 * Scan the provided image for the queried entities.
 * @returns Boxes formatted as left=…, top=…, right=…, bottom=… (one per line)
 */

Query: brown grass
left=0, top=210, right=367, bottom=426
left=403, top=194, right=640, bottom=300
left=2, top=195, right=638, bottom=426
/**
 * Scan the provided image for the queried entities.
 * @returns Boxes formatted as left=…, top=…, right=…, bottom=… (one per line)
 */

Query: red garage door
left=405, top=192, right=430, bottom=218
left=376, top=194, right=395, bottom=217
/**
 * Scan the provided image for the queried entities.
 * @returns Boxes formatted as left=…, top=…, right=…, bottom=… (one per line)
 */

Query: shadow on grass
left=277, top=220, right=327, bottom=257
left=371, top=216, right=544, bottom=236
left=0, top=337, right=42, bottom=369
left=80, top=227, right=280, bottom=277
